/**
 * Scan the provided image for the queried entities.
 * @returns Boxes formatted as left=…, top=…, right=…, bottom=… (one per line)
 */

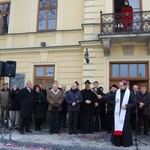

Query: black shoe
left=144, top=132, right=149, bottom=136
left=35, top=128, right=38, bottom=131
left=39, top=127, right=41, bottom=131
left=49, top=131, right=54, bottom=134
left=73, top=131, right=78, bottom=135
left=25, top=130, right=32, bottom=133
left=90, top=131, right=94, bottom=134
left=56, top=131, right=60, bottom=134
left=69, top=131, right=73, bottom=135
left=107, top=131, right=111, bottom=134
left=20, top=131, right=24, bottom=134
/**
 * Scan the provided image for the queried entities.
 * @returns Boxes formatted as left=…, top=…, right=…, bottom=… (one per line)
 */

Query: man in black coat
left=136, top=85, right=150, bottom=136
left=106, top=84, right=117, bottom=134
left=92, top=81, right=104, bottom=132
left=130, top=85, right=139, bottom=131
left=65, top=83, right=83, bottom=134
left=81, top=80, right=97, bottom=134
left=19, top=80, right=34, bottom=134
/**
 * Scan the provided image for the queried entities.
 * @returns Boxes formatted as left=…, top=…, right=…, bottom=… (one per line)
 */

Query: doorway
left=114, top=0, right=141, bottom=31
left=114, top=0, right=141, bottom=13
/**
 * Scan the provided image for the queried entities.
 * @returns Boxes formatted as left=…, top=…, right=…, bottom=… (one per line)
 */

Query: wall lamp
left=84, top=48, right=89, bottom=63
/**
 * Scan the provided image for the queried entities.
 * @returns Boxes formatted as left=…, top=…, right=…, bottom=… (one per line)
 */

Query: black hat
left=111, top=84, right=118, bottom=89
left=3, top=82, right=8, bottom=86
left=75, top=81, right=79, bottom=85
left=84, top=80, right=91, bottom=84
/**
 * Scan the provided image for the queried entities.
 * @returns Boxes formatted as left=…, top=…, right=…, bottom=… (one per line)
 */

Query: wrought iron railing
left=100, top=11, right=150, bottom=34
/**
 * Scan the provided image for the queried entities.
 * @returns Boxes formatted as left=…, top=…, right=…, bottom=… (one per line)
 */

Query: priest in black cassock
left=81, top=80, right=97, bottom=134
left=100, top=80, right=135, bottom=147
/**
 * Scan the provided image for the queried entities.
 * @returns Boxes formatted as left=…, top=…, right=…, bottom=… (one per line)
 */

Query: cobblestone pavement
left=0, top=124, right=150, bottom=150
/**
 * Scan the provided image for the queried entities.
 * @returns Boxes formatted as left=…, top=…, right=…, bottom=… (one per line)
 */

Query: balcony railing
left=100, top=11, right=150, bottom=35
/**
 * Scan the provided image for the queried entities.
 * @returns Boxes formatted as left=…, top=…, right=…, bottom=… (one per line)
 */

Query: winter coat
left=81, top=89, right=97, bottom=114
left=34, top=92, right=45, bottom=118
left=47, top=89, right=64, bottom=112
left=93, top=88, right=106, bottom=113
left=136, top=92, right=150, bottom=116
left=0, top=89, right=9, bottom=107
left=19, top=87, right=34, bottom=118
left=106, top=91, right=115, bottom=112
left=9, top=88, right=20, bottom=111
left=65, top=89, right=83, bottom=111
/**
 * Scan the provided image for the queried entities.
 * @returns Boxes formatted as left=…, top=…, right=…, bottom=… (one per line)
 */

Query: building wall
left=0, top=0, right=149, bottom=91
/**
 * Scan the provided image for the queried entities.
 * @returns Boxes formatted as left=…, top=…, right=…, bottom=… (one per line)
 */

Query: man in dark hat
left=75, top=81, right=79, bottom=90
left=81, top=80, right=97, bottom=134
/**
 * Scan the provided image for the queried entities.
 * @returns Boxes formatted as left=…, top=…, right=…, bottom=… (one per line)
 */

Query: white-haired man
left=19, top=80, right=34, bottom=134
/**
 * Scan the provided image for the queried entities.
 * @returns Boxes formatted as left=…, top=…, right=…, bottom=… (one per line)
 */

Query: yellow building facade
left=0, top=0, right=150, bottom=92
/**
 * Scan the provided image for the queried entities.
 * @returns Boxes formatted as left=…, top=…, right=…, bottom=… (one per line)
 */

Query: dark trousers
left=68, top=111, right=78, bottom=132
left=100, top=112, right=106, bottom=130
left=137, top=115, right=149, bottom=133
left=60, top=113, right=67, bottom=128
left=94, top=113, right=100, bottom=131
left=20, top=118, right=31, bottom=132
left=43, top=104, right=48, bottom=123
left=49, top=111, right=60, bottom=133
left=1, top=106, right=7, bottom=121
left=107, top=111, right=114, bottom=132
left=82, top=113, right=94, bottom=133
left=35, top=118, right=43, bottom=129
left=77, top=111, right=82, bottom=131
left=130, top=113, right=136, bottom=130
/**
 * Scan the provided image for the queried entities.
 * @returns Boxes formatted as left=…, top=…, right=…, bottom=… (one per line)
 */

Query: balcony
left=98, top=11, right=150, bottom=56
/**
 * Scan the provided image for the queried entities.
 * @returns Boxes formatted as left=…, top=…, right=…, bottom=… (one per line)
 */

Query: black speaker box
left=0, top=61, right=5, bottom=77
left=4, top=61, right=16, bottom=77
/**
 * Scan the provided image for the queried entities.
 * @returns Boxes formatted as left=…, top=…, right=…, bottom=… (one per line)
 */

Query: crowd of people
left=0, top=79, right=149, bottom=147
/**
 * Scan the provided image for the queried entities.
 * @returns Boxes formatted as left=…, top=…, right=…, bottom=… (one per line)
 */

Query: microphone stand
left=132, top=91, right=147, bottom=150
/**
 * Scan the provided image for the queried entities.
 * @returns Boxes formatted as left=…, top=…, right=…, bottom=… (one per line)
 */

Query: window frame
left=34, top=65, right=55, bottom=89
left=37, top=0, right=58, bottom=32
left=110, top=62, right=149, bottom=81
left=0, top=2, right=11, bottom=34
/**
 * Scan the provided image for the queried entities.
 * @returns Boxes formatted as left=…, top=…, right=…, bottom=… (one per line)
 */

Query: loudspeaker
left=0, top=61, right=5, bottom=77
left=4, top=61, right=16, bottom=77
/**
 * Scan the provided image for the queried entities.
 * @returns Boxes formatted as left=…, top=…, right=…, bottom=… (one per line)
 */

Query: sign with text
left=10, top=73, right=25, bottom=89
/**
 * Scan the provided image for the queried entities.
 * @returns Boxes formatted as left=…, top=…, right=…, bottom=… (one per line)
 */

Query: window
left=34, top=65, right=55, bottom=90
left=0, top=3, right=10, bottom=34
left=110, top=63, right=148, bottom=78
left=38, top=0, right=57, bottom=31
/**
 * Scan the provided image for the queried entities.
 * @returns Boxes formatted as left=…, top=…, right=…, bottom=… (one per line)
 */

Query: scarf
left=114, top=88, right=130, bottom=136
